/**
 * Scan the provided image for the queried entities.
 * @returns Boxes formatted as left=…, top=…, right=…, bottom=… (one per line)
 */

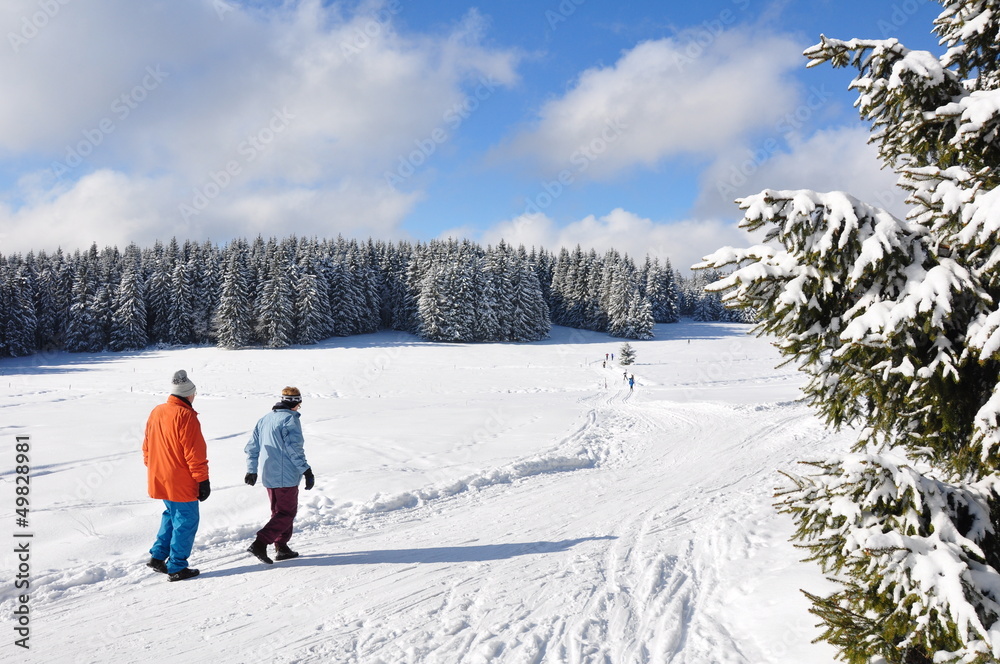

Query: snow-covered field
left=1, top=320, right=849, bottom=663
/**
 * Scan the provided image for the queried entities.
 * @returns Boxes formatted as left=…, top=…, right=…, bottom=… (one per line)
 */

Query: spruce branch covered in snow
left=777, top=454, right=1000, bottom=664
left=700, top=1, right=1000, bottom=661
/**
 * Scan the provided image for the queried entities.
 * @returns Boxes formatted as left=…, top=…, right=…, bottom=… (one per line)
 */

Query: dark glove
left=198, top=479, right=211, bottom=502
left=303, top=468, right=314, bottom=491
left=244, top=473, right=257, bottom=486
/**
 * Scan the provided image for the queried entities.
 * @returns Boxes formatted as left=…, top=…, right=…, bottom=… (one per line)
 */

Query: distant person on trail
left=244, top=386, right=314, bottom=565
left=623, top=371, right=628, bottom=382
left=143, top=369, right=210, bottom=582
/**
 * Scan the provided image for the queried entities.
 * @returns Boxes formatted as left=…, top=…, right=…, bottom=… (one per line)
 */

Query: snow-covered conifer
left=699, top=3, right=1000, bottom=661
left=144, top=241, right=173, bottom=344
left=0, top=263, right=37, bottom=357
left=31, top=251, right=64, bottom=350
left=65, top=257, right=102, bottom=353
left=109, top=244, right=147, bottom=351
left=327, top=259, right=362, bottom=337
left=646, top=258, right=680, bottom=323
left=256, top=244, right=296, bottom=348
left=619, top=342, right=636, bottom=365
left=168, top=259, right=196, bottom=345
left=214, top=244, right=255, bottom=349
left=294, top=252, right=332, bottom=345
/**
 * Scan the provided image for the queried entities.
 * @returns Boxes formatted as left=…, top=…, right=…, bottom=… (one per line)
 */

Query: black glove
left=303, top=468, right=314, bottom=491
left=244, top=473, right=257, bottom=486
left=198, top=479, right=211, bottom=502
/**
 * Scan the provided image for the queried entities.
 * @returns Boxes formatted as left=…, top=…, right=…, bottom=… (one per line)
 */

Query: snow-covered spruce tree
left=189, top=240, right=221, bottom=345
left=548, top=247, right=573, bottom=325
left=698, top=3, right=1000, bottom=661
left=31, top=251, right=65, bottom=351
left=214, top=245, right=254, bottom=349
left=417, top=265, right=456, bottom=342
left=348, top=242, right=382, bottom=335
left=487, top=242, right=516, bottom=341
left=144, top=240, right=173, bottom=345
left=64, top=258, right=102, bottom=353
left=692, top=269, right=727, bottom=322
left=417, top=243, right=479, bottom=342
left=378, top=240, right=412, bottom=331
left=0, top=262, right=37, bottom=357
left=293, top=254, right=332, bottom=346
left=326, top=259, right=362, bottom=337
left=256, top=244, right=296, bottom=348
left=644, top=257, right=680, bottom=324
left=506, top=250, right=551, bottom=342
left=475, top=254, right=502, bottom=342
left=608, top=266, right=654, bottom=339
left=517, top=255, right=552, bottom=341
left=618, top=342, right=636, bottom=366
left=167, top=259, right=196, bottom=346
left=109, top=244, right=147, bottom=352
left=531, top=246, right=555, bottom=309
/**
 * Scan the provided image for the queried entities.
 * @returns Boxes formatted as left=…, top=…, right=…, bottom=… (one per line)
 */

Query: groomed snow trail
left=19, top=392, right=841, bottom=663
left=3, top=323, right=845, bottom=663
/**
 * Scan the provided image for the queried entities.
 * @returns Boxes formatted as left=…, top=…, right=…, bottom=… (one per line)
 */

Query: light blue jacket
left=245, top=407, right=310, bottom=489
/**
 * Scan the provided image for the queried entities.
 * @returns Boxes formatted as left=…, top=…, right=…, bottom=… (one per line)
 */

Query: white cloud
left=0, top=0, right=520, bottom=253
left=456, top=208, right=757, bottom=273
left=0, top=170, right=173, bottom=252
left=696, top=126, right=908, bottom=219
left=0, top=168, right=422, bottom=254
left=499, top=28, right=803, bottom=179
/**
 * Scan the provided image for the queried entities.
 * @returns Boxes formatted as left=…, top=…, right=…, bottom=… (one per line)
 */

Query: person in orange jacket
left=143, top=369, right=210, bottom=582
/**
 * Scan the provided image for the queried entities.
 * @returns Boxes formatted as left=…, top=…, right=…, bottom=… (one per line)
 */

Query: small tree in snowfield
left=618, top=342, right=636, bottom=365
left=699, top=2, right=1000, bottom=662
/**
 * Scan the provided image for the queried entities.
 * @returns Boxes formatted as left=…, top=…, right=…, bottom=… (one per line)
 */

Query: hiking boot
left=167, top=567, right=200, bottom=582
left=247, top=540, right=273, bottom=564
left=147, top=557, right=168, bottom=574
left=274, top=544, right=299, bottom=561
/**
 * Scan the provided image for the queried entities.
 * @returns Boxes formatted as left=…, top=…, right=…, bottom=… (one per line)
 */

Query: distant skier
left=143, top=369, right=210, bottom=582
left=245, top=386, right=314, bottom=565
left=623, top=371, right=628, bottom=382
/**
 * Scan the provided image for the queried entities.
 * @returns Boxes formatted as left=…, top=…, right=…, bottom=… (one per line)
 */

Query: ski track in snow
left=3, top=330, right=846, bottom=664
left=15, top=405, right=835, bottom=663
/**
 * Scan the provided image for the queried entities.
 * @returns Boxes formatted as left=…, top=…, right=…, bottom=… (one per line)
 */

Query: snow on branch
left=778, top=452, right=1000, bottom=661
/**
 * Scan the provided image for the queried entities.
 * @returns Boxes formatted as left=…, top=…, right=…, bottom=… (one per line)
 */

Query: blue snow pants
left=150, top=500, right=200, bottom=574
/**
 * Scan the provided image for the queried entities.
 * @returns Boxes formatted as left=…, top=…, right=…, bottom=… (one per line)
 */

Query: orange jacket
left=142, top=395, right=209, bottom=502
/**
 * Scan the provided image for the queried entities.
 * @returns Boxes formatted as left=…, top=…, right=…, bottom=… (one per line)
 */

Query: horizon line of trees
left=0, top=235, right=748, bottom=358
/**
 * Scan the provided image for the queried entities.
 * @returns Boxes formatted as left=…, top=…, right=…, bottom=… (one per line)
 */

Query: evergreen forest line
left=0, top=235, right=747, bottom=358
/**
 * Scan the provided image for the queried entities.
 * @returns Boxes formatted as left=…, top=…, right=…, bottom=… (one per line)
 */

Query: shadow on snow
left=201, top=536, right=615, bottom=579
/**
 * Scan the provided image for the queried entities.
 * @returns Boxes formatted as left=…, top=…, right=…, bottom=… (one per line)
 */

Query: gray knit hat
left=170, top=369, right=196, bottom=398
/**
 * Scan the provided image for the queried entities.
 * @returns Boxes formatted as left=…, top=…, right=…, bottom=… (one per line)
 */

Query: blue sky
left=0, top=0, right=945, bottom=270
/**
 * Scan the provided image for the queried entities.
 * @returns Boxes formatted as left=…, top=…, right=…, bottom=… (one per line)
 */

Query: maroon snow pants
left=256, top=486, right=299, bottom=546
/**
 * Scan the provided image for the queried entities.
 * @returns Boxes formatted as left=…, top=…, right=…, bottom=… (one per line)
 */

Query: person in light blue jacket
left=244, top=386, right=314, bottom=564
